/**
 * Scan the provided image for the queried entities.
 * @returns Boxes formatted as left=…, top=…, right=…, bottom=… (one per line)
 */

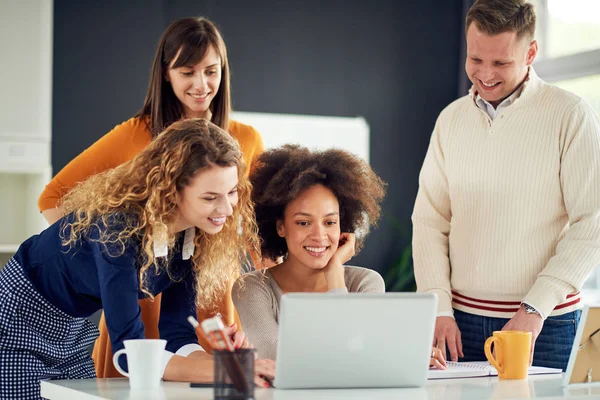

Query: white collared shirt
left=475, top=84, right=524, bottom=120
left=471, top=67, right=530, bottom=120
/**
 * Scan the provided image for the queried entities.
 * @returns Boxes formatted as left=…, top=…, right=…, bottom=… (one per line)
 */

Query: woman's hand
left=323, top=233, right=356, bottom=290
left=430, top=346, right=447, bottom=369
left=224, top=324, right=250, bottom=349
left=328, top=232, right=356, bottom=267
left=254, top=358, right=276, bottom=388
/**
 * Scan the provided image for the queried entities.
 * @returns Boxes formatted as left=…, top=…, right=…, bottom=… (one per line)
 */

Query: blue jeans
left=454, top=309, right=581, bottom=371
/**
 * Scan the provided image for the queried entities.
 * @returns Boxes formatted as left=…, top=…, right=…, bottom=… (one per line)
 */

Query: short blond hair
left=466, top=0, right=536, bottom=40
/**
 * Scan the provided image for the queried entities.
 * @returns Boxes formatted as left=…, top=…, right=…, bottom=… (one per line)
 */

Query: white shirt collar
left=470, top=67, right=531, bottom=120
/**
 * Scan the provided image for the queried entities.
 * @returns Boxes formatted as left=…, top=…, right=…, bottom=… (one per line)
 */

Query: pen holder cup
left=214, top=349, right=255, bottom=400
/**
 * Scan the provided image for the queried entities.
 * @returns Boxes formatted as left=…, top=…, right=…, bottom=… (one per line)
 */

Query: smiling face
left=174, top=164, right=238, bottom=235
left=276, top=184, right=341, bottom=270
left=167, top=45, right=222, bottom=119
left=465, top=23, right=537, bottom=107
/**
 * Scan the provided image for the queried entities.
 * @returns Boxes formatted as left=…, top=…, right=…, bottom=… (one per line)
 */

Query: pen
left=260, top=374, right=274, bottom=388
left=187, top=316, right=207, bottom=345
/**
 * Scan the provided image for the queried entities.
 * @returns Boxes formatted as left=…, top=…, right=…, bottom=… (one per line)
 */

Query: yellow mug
left=484, top=331, right=531, bottom=380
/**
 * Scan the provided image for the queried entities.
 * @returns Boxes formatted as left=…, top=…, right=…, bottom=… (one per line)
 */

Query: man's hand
left=501, top=305, right=544, bottom=364
left=434, top=316, right=464, bottom=362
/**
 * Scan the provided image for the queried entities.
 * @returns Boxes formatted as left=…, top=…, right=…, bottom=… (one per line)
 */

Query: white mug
left=112, top=339, right=167, bottom=389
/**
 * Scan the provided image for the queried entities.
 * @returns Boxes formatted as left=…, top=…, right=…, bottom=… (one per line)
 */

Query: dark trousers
left=454, top=308, right=581, bottom=371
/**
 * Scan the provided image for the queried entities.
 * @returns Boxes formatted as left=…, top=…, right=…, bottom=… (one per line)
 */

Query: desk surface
left=41, top=375, right=600, bottom=400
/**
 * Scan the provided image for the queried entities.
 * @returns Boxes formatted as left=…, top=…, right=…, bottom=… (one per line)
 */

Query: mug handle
left=484, top=336, right=504, bottom=375
left=112, top=349, right=130, bottom=377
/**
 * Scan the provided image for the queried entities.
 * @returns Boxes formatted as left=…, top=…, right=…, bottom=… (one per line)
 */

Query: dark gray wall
left=53, top=0, right=463, bottom=277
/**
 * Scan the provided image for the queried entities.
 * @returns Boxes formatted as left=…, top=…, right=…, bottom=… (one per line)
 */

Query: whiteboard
left=231, top=111, right=370, bottom=162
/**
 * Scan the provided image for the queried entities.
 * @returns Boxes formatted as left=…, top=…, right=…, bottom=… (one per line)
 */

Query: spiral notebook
left=428, top=361, right=562, bottom=380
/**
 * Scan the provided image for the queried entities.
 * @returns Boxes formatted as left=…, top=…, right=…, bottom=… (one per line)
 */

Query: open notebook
left=428, top=361, right=562, bottom=380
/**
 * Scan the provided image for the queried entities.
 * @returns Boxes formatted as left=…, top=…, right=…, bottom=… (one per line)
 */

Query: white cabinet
left=0, top=0, right=53, bottom=260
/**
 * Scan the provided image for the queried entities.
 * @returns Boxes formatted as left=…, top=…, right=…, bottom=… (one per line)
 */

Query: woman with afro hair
left=232, top=144, right=387, bottom=361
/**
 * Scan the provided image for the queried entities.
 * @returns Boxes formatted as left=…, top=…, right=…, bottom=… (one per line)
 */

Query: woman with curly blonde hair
left=37, top=17, right=266, bottom=378
left=0, top=119, right=274, bottom=399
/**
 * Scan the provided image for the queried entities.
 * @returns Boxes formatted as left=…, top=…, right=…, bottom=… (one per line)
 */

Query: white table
left=41, top=375, right=600, bottom=400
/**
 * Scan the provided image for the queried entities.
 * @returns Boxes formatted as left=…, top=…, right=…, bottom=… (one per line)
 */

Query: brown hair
left=250, top=145, right=387, bottom=260
left=466, top=0, right=536, bottom=40
left=136, top=17, right=231, bottom=137
left=60, top=118, right=258, bottom=309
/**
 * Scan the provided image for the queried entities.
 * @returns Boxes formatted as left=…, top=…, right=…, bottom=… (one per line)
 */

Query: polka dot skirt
left=0, top=258, right=99, bottom=399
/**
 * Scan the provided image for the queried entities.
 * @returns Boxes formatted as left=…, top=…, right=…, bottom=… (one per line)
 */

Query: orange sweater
left=37, top=117, right=264, bottom=378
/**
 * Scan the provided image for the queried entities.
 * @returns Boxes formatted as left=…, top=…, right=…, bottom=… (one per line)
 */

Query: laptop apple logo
left=347, top=335, right=364, bottom=352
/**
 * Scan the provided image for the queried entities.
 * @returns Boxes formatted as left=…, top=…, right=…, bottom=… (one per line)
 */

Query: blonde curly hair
left=59, top=118, right=259, bottom=309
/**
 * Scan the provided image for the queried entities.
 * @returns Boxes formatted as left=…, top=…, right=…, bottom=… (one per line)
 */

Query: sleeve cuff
left=160, top=345, right=206, bottom=378
left=161, top=350, right=174, bottom=379
left=175, top=343, right=206, bottom=357
left=437, top=310, right=454, bottom=318
left=523, top=276, right=575, bottom=320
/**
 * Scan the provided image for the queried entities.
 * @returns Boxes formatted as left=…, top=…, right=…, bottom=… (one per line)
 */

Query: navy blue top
left=14, top=213, right=198, bottom=367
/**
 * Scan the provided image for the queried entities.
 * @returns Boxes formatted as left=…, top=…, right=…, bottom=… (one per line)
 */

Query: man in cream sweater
left=412, top=0, right=600, bottom=370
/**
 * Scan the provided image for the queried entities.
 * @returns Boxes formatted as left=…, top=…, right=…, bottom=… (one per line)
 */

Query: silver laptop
left=273, top=292, right=437, bottom=389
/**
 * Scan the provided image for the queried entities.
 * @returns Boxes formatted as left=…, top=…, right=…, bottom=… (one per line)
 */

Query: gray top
left=232, top=266, right=385, bottom=360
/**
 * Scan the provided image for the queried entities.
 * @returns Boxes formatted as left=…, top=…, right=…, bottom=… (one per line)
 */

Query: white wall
left=231, top=111, right=370, bottom=162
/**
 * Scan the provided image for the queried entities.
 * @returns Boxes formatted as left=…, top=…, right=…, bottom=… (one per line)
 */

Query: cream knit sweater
left=412, top=68, right=600, bottom=319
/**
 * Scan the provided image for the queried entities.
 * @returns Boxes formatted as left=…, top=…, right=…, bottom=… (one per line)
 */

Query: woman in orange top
left=38, top=17, right=264, bottom=378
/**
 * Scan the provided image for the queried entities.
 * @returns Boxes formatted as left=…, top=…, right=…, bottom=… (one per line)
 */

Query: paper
left=428, top=361, right=562, bottom=380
